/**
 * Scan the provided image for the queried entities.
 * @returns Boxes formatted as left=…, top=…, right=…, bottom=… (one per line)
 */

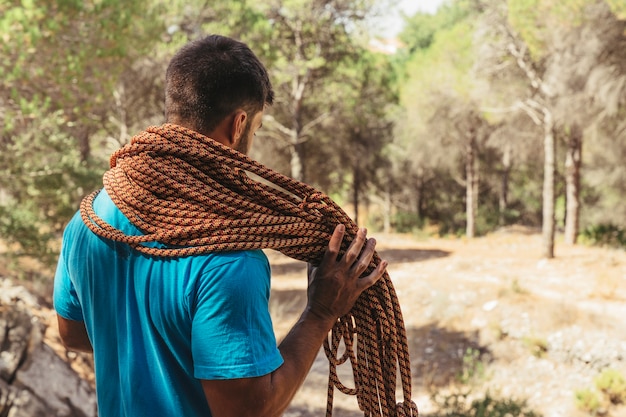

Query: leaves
left=1, top=0, right=625, bottom=263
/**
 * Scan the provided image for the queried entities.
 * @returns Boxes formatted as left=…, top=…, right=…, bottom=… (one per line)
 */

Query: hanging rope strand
left=80, top=123, right=418, bottom=417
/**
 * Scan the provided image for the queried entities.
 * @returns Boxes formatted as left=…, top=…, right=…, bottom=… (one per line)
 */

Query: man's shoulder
left=65, top=188, right=140, bottom=236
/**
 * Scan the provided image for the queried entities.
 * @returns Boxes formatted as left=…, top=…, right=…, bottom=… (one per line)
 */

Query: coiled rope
left=80, top=123, right=418, bottom=417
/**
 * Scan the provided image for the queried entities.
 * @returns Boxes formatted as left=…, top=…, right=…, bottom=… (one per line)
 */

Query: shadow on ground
left=406, top=322, right=491, bottom=388
left=377, top=248, right=450, bottom=264
left=270, top=295, right=491, bottom=389
left=269, top=247, right=450, bottom=277
left=269, top=244, right=472, bottom=408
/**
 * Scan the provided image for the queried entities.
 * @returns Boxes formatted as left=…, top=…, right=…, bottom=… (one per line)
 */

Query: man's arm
left=56, top=315, right=93, bottom=353
left=201, top=225, right=387, bottom=417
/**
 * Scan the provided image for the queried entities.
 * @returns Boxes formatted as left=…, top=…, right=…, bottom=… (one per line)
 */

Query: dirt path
left=268, top=228, right=626, bottom=417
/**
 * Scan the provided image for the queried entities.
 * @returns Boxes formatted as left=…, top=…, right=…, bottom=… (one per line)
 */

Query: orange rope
left=80, top=123, right=418, bottom=417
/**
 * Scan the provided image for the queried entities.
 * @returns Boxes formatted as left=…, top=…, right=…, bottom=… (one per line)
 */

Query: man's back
left=54, top=189, right=283, bottom=416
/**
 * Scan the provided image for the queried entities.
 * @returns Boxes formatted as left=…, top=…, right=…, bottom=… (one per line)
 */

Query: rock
left=0, top=305, right=35, bottom=382
left=0, top=279, right=97, bottom=417
left=0, top=379, right=53, bottom=417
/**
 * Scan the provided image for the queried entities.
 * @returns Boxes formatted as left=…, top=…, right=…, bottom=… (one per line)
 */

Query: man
left=54, top=35, right=387, bottom=417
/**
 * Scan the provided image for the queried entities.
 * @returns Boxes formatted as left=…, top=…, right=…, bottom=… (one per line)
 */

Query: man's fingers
left=351, top=237, right=377, bottom=276
left=321, top=224, right=346, bottom=264
left=343, top=227, right=367, bottom=265
left=357, top=260, right=387, bottom=290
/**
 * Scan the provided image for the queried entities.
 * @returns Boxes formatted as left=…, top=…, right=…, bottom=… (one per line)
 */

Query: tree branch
left=300, top=112, right=331, bottom=138
left=501, top=24, right=554, bottom=98
left=515, top=99, right=544, bottom=125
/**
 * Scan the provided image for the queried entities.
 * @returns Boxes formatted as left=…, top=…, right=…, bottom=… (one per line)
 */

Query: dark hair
left=165, top=35, right=274, bottom=134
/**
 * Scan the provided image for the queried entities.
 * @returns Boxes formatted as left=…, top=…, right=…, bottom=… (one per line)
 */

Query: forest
left=1, top=0, right=625, bottom=266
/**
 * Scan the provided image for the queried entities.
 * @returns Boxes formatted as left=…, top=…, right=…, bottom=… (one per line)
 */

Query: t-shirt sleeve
left=53, top=242, right=84, bottom=322
left=191, top=251, right=284, bottom=380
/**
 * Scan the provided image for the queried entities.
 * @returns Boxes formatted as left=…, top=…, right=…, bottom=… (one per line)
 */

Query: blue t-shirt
left=53, top=189, right=284, bottom=417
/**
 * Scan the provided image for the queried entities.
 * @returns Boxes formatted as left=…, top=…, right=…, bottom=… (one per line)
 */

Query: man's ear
left=228, top=110, right=248, bottom=146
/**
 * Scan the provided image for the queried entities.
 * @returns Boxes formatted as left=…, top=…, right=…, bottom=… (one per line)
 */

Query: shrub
left=457, top=348, right=486, bottom=385
left=392, top=211, right=424, bottom=233
left=580, top=224, right=626, bottom=249
left=595, top=369, right=626, bottom=405
left=431, top=391, right=542, bottom=417
left=574, top=388, right=603, bottom=415
left=574, top=369, right=626, bottom=415
left=522, top=336, right=549, bottom=358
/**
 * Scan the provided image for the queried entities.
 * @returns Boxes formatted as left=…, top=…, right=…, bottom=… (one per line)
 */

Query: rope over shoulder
left=80, top=123, right=419, bottom=417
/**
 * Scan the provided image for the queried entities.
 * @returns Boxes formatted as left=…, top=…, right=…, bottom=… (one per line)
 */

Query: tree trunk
left=352, top=165, right=360, bottom=225
left=74, top=126, right=91, bottom=163
left=290, top=134, right=305, bottom=182
left=542, top=111, right=556, bottom=258
left=499, top=143, right=511, bottom=226
left=466, top=136, right=478, bottom=238
left=415, top=177, right=423, bottom=222
left=383, top=182, right=392, bottom=234
left=564, top=124, right=582, bottom=245
left=290, top=75, right=305, bottom=182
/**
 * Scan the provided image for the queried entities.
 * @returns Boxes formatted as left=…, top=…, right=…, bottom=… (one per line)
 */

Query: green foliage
left=580, top=224, right=626, bottom=249
left=510, top=279, right=529, bottom=295
left=240, top=0, right=390, bottom=190
left=508, top=0, right=587, bottom=60
left=522, top=336, right=549, bottom=358
left=607, top=0, right=626, bottom=18
left=457, top=348, right=486, bottom=384
left=474, top=205, right=499, bottom=237
left=391, top=5, right=479, bottom=235
left=0, top=0, right=159, bottom=92
left=575, top=369, right=626, bottom=415
left=0, top=0, right=624, bottom=269
left=326, top=50, right=396, bottom=205
left=507, top=0, right=548, bottom=60
left=0, top=0, right=163, bottom=263
left=392, top=211, right=425, bottom=233
left=0, top=201, right=53, bottom=261
left=574, top=388, right=603, bottom=415
left=401, top=19, right=476, bottom=105
left=399, top=0, right=480, bottom=54
left=0, top=110, right=103, bottom=261
left=431, top=391, right=543, bottom=417
left=595, top=369, right=626, bottom=404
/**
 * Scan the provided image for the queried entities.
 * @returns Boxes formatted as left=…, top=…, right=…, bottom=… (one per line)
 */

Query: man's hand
left=306, top=224, right=387, bottom=322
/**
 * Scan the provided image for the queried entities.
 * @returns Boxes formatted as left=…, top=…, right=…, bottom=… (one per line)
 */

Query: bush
left=574, top=389, right=603, bottom=415
left=392, top=211, right=424, bottom=233
left=431, top=391, right=542, bottom=417
left=575, top=368, right=626, bottom=415
left=457, top=348, right=486, bottom=385
left=580, top=224, right=626, bottom=249
left=522, top=336, right=549, bottom=359
left=595, top=369, right=626, bottom=405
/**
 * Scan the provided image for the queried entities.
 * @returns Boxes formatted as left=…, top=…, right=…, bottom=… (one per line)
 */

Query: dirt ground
left=267, top=227, right=626, bottom=417
left=13, top=227, right=626, bottom=416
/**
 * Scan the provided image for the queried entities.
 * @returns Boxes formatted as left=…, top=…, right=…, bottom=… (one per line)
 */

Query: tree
left=507, top=0, right=626, bottom=251
left=0, top=0, right=161, bottom=261
left=484, top=117, right=543, bottom=227
left=395, top=7, right=496, bottom=237
left=246, top=0, right=377, bottom=183
left=330, top=51, right=396, bottom=225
